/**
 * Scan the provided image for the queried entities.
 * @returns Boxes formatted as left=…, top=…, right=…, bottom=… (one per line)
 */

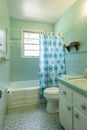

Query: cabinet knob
left=81, top=104, right=86, bottom=110
left=0, top=43, right=2, bottom=46
left=67, top=106, right=71, bottom=111
left=0, top=90, right=2, bottom=98
left=74, top=113, right=79, bottom=119
left=63, top=91, right=66, bottom=95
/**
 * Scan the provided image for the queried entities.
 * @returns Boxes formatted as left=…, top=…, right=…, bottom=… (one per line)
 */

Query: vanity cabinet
left=73, top=93, right=87, bottom=130
left=59, top=83, right=87, bottom=130
left=73, top=108, right=87, bottom=130
left=59, top=84, right=73, bottom=130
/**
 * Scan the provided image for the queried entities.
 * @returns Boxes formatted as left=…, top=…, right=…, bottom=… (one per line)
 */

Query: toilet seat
left=44, top=87, right=59, bottom=95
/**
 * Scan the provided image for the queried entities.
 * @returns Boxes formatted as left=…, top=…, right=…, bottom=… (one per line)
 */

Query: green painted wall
left=53, top=0, right=87, bottom=75
left=0, top=0, right=10, bottom=129
left=10, top=18, right=52, bottom=81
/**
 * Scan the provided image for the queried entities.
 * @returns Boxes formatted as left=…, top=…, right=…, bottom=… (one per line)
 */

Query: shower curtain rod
left=11, top=28, right=64, bottom=36
left=39, top=31, right=64, bottom=36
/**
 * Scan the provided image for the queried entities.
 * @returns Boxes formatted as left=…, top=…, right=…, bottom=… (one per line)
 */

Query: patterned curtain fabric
left=39, top=34, right=66, bottom=97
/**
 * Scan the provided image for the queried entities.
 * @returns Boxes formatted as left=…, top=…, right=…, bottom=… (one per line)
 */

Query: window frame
left=21, top=30, right=40, bottom=58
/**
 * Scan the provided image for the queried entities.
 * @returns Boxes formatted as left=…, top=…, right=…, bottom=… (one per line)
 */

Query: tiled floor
left=3, top=104, right=64, bottom=130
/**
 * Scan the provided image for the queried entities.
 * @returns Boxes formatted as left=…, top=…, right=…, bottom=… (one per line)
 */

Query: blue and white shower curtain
left=39, top=33, right=66, bottom=97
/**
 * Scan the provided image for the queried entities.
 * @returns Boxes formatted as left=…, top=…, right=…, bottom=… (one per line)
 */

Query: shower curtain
left=39, top=33, right=65, bottom=98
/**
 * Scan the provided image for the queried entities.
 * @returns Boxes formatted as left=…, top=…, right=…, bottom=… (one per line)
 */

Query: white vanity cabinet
left=73, top=92, right=87, bottom=130
left=59, top=82, right=87, bottom=130
left=59, top=83, right=73, bottom=130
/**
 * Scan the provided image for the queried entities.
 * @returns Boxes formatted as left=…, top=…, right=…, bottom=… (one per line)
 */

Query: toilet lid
left=44, top=87, right=59, bottom=94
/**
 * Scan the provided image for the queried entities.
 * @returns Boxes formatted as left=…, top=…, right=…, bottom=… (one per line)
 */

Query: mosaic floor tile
left=3, top=104, right=64, bottom=130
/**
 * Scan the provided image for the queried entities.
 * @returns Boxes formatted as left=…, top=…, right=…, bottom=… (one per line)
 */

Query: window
left=22, top=31, right=39, bottom=57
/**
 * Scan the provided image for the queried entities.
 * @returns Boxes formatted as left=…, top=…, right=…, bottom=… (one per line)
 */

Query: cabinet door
left=74, top=108, right=87, bottom=130
left=59, top=95, right=72, bottom=130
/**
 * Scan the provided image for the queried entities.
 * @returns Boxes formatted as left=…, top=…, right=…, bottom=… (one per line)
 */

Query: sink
left=69, top=78, right=87, bottom=87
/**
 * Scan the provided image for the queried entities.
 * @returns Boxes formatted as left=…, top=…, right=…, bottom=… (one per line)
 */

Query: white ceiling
left=7, top=0, right=76, bottom=23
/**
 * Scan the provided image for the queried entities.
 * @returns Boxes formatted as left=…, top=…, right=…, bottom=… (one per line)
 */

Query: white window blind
left=23, top=31, right=40, bottom=57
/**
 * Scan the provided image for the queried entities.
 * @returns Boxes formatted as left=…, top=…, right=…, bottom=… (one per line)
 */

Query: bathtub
left=7, top=80, right=41, bottom=108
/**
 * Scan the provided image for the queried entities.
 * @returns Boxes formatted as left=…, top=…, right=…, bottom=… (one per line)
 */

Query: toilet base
left=46, top=101, right=59, bottom=113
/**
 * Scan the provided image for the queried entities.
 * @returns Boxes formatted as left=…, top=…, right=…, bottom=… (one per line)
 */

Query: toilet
left=44, top=87, right=59, bottom=113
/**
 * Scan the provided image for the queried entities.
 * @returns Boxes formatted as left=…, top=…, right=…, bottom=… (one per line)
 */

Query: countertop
left=58, top=75, right=87, bottom=97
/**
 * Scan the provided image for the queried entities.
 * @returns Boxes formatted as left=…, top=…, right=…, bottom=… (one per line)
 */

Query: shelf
left=72, top=42, right=80, bottom=51
left=63, top=44, right=71, bottom=52
left=63, top=42, right=80, bottom=52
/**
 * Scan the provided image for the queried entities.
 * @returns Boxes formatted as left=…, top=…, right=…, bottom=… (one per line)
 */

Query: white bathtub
left=7, top=80, right=41, bottom=108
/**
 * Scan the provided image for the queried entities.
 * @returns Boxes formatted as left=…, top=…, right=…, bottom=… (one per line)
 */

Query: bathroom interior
left=0, top=0, right=87, bottom=130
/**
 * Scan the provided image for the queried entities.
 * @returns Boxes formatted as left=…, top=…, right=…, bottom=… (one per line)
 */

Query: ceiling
left=7, top=0, right=76, bottom=23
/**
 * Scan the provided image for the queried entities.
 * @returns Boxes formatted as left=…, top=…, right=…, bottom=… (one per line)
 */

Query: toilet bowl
left=44, top=87, right=59, bottom=113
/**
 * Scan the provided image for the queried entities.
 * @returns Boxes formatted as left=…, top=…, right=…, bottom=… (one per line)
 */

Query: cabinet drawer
left=59, top=83, right=72, bottom=102
left=74, top=108, right=87, bottom=130
left=73, top=92, right=87, bottom=115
